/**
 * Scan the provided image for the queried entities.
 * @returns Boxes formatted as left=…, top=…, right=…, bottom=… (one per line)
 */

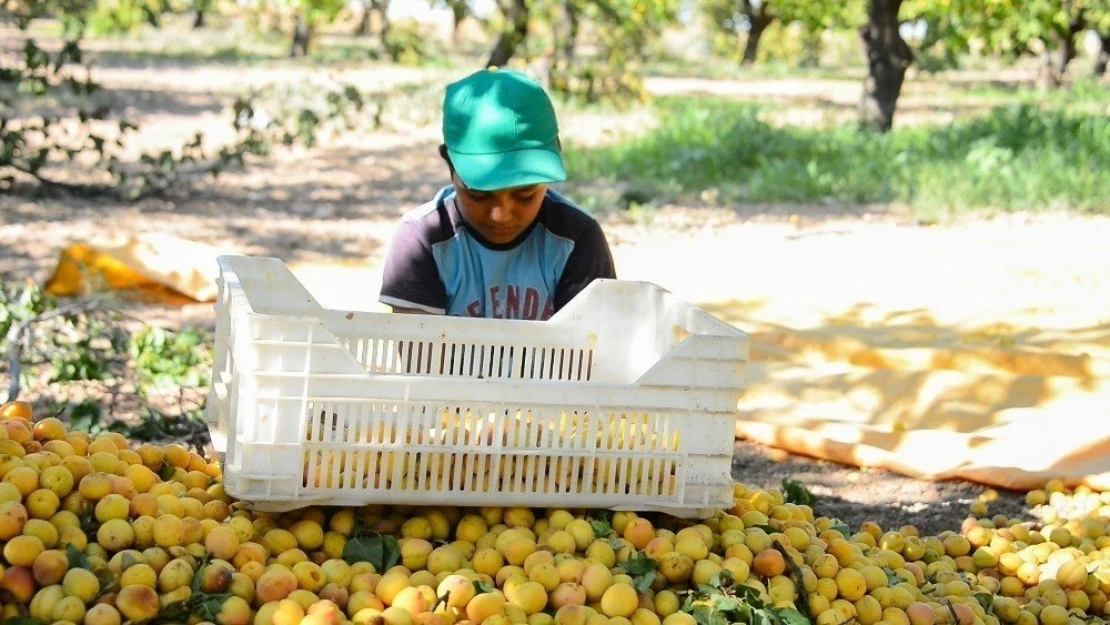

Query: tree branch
left=7, top=146, right=252, bottom=201
left=6, top=162, right=118, bottom=197
left=5, top=296, right=112, bottom=403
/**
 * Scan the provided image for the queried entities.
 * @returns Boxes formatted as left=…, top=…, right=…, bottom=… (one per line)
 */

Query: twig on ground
left=773, top=538, right=812, bottom=621
left=5, top=295, right=113, bottom=403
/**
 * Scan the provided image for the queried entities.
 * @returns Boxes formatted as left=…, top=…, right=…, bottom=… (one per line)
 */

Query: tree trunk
left=291, top=14, right=313, bottom=57
left=549, top=0, right=578, bottom=74
left=1039, top=6, right=1086, bottom=88
left=547, top=0, right=577, bottom=92
left=486, top=0, right=529, bottom=68
left=355, top=0, right=372, bottom=36
left=799, top=25, right=822, bottom=67
left=859, top=0, right=912, bottom=133
left=448, top=0, right=468, bottom=46
left=374, top=0, right=393, bottom=58
left=740, top=0, right=774, bottom=66
left=193, top=9, right=206, bottom=29
left=562, top=0, right=579, bottom=66
left=1097, top=31, right=1110, bottom=77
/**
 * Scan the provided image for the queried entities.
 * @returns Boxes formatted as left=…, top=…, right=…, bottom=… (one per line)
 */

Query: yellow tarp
left=43, top=235, right=383, bottom=310
left=44, top=233, right=237, bottom=305
left=720, top=314, right=1110, bottom=492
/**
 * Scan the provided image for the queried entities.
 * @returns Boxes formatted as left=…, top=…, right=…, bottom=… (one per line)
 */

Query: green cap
left=442, top=67, right=566, bottom=192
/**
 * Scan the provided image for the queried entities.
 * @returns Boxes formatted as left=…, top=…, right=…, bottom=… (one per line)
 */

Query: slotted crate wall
left=338, top=337, right=596, bottom=381
left=205, top=255, right=750, bottom=518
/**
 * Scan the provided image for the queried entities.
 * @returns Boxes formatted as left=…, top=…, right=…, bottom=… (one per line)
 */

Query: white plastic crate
left=204, top=255, right=749, bottom=518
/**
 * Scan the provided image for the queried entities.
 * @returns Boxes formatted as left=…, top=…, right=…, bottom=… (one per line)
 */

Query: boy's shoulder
left=397, top=186, right=463, bottom=247
left=536, top=188, right=604, bottom=243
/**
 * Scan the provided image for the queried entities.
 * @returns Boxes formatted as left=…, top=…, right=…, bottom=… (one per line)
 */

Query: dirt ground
left=3, top=27, right=1105, bottom=535
left=729, top=438, right=1030, bottom=537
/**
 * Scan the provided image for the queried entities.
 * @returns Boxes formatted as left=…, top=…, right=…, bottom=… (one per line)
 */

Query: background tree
left=2, top=0, right=366, bottom=198
left=285, top=0, right=346, bottom=57
left=486, top=0, right=532, bottom=67
left=84, top=0, right=170, bottom=35
left=1078, top=4, right=1110, bottom=77
left=353, top=0, right=394, bottom=57
left=701, top=0, right=783, bottom=65
left=544, top=0, right=679, bottom=102
left=435, top=0, right=476, bottom=45
left=1097, top=28, right=1110, bottom=76
left=740, top=0, right=777, bottom=65
left=189, top=0, right=216, bottom=28
left=353, top=0, right=375, bottom=36
left=794, top=0, right=862, bottom=67
left=914, top=0, right=1109, bottom=87
left=859, top=0, right=913, bottom=132
left=701, top=0, right=858, bottom=66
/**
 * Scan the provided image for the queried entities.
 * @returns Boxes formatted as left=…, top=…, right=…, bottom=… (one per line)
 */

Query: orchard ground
left=3, top=24, right=1109, bottom=535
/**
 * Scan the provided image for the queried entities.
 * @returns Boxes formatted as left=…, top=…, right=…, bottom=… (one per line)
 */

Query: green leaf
left=972, top=592, right=994, bottom=613
left=751, top=608, right=776, bottom=625
left=633, top=570, right=656, bottom=594
left=66, top=543, right=91, bottom=570
left=343, top=535, right=385, bottom=569
left=589, top=518, right=612, bottom=539
left=782, top=479, right=815, bottom=507
left=710, top=569, right=737, bottom=590
left=191, top=556, right=212, bottom=593
left=96, top=566, right=120, bottom=595
left=2, top=617, right=45, bottom=625
left=194, top=593, right=231, bottom=621
left=751, top=524, right=778, bottom=535
left=732, top=601, right=754, bottom=623
left=381, top=534, right=401, bottom=570
left=688, top=604, right=717, bottom=625
left=730, top=583, right=766, bottom=608
left=152, top=598, right=192, bottom=625
left=474, top=579, right=497, bottom=594
left=158, top=460, right=178, bottom=481
left=772, top=608, right=811, bottom=625
left=623, top=552, right=657, bottom=576
left=680, top=589, right=703, bottom=612
left=712, top=594, right=741, bottom=612
left=828, top=520, right=851, bottom=539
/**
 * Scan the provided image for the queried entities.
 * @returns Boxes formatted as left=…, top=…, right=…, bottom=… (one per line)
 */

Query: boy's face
left=452, top=171, right=545, bottom=245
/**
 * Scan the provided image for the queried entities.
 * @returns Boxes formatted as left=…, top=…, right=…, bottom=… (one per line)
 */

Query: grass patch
left=566, top=96, right=1110, bottom=215
left=642, top=57, right=865, bottom=82
left=960, top=77, right=1110, bottom=108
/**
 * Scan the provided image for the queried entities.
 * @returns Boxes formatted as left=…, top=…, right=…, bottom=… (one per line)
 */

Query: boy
left=378, top=67, right=616, bottom=320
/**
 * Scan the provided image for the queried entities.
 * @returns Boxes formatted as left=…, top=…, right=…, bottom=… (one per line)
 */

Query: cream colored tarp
left=724, top=317, right=1110, bottom=492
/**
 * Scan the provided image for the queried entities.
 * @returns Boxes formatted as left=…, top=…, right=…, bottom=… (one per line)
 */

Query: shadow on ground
left=0, top=140, right=446, bottom=283
left=730, top=439, right=1030, bottom=536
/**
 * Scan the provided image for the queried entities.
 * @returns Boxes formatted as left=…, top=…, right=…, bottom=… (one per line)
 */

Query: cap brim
left=448, top=142, right=567, bottom=192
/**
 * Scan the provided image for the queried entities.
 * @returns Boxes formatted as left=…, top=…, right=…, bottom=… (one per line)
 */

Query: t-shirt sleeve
left=554, top=220, right=617, bottom=311
left=379, top=220, right=448, bottom=314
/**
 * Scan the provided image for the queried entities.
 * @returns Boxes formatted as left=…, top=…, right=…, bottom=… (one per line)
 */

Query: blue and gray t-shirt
left=379, top=186, right=616, bottom=320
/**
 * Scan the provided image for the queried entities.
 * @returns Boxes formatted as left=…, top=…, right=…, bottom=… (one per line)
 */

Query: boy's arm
left=553, top=220, right=617, bottom=311
left=379, top=220, right=449, bottom=315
